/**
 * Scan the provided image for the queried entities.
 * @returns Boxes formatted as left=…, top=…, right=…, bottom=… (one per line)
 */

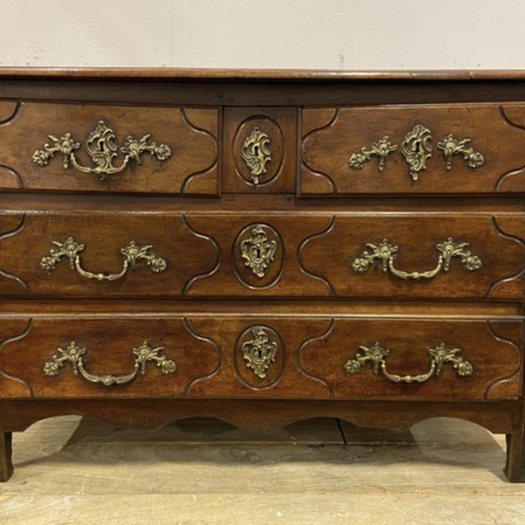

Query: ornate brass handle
left=348, top=125, right=484, bottom=181
left=43, top=341, right=177, bottom=386
left=40, top=237, right=167, bottom=281
left=350, top=237, right=482, bottom=280
left=344, top=342, right=473, bottom=383
left=32, top=120, right=172, bottom=181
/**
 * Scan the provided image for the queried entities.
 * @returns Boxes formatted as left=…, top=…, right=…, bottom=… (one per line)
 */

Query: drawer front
left=299, top=214, right=525, bottom=300
left=298, top=318, right=522, bottom=401
left=0, top=214, right=218, bottom=297
left=0, top=316, right=519, bottom=401
left=0, top=318, right=218, bottom=398
left=0, top=101, right=219, bottom=195
left=222, top=107, right=297, bottom=193
left=1, top=213, right=523, bottom=299
left=301, top=104, right=525, bottom=196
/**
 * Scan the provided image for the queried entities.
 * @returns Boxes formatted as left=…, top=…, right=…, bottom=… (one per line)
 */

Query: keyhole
left=98, top=140, right=105, bottom=152
left=256, top=348, right=263, bottom=359
left=256, top=247, right=261, bottom=258
left=414, top=140, right=422, bottom=153
left=254, top=145, right=259, bottom=156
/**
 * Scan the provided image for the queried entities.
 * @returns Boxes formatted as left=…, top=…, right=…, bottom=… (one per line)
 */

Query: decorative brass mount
left=241, top=127, right=272, bottom=185
left=32, top=120, right=172, bottom=181
left=40, top=237, right=167, bottom=281
left=348, top=125, right=484, bottom=181
left=400, top=125, right=433, bottom=181
left=348, top=136, right=398, bottom=172
left=344, top=342, right=473, bottom=383
left=350, top=237, right=482, bottom=280
left=240, top=225, right=278, bottom=278
left=43, top=341, right=177, bottom=386
left=241, top=326, right=279, bottom=379
left=437, top=134, right=485, bottom=171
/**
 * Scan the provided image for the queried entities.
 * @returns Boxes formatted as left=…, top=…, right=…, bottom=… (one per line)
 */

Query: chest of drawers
left=0, top=68, right=525, bottom=482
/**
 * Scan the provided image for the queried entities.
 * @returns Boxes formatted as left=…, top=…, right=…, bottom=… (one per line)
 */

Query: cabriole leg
left=0, top=432, right=14, bottom=482
left=504, top=431, right=525, bottom=482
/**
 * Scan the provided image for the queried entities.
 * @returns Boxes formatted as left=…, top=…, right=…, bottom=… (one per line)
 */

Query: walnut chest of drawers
left=1, top=68, right=525, bottom=482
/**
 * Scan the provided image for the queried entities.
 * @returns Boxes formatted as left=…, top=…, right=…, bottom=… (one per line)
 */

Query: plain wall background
left=1, top=0, right=525, bottom=69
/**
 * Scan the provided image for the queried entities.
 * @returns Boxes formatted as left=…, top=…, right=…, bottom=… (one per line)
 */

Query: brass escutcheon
left=241, top=127, right=272, bottom=185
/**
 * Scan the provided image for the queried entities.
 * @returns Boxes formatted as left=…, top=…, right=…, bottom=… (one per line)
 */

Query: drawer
left=298, top=214, right=525, bottom=300
left=1, top=213, right=523, bottom=300
left=0, top=101, right=219, bottom=195
left=300, top=104, right=525, bottom=196
left=0, top=317, right=218, bottom=398
left=0, top=315, right=520, bottom=401
left=298, top=318, right=522, bottom=401
left=0, top=214, right=218, bottom=297
left=222, top=107, right=297, bottom=193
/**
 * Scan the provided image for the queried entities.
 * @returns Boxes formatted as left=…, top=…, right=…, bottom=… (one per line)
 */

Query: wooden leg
left=0, top=432, right=14, bottom=482
left=504, top=432, right=525, bottom=482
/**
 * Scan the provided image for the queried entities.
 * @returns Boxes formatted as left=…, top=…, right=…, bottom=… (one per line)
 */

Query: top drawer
left=0, top=101, right=219, bottom=195
left=300, top=104, right=525, bottom=196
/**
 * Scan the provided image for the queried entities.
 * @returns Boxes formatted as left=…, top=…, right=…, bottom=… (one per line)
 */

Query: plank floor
left=1, top=416, right=525, bottom=524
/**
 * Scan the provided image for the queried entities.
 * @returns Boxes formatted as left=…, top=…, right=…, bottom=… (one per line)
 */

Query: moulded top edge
left=2, top=68, right=525, bottom=82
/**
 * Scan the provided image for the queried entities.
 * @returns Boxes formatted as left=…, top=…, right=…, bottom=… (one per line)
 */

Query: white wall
left=1, top=0, right=525, bottom=69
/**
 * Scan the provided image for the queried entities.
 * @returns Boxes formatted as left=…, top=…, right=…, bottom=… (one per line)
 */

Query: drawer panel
left=1, top=213, right=523, bottom=300
left=299, top=214, right=525, bottom=300
left=0, top=316, right=520, bottom=401
left=222, top=107, right=297, bottom=193
left=301, top=104, right=525, bottom=196
left=0, top=101, right=219, bottom=195
left=298, top=318, right=522, bottom=401
left=0, top=318, right=218, bottom=398
left=0, top=214, right=218, bottom=297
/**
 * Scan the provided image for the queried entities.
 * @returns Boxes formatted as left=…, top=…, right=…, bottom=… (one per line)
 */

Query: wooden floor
left=1, top=416, right=525, bottom=524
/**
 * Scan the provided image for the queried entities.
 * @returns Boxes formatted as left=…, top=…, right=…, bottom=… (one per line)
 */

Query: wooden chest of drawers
left=1, top=68, right=525, bottom=482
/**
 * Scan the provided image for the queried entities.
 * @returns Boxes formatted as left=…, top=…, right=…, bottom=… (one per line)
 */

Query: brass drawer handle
left=437, top=134, right=485, bottom=171
left=344, top=342, right=473, bottom=383
left=348, top=136, right=398, bottom=172
left=40, top=237, right=167, bottom=281
left=350, top=237, right=482, bottom=280
left=32, top=120, right=172, bottom=181
left=348, top=125, right=484, bottom=181
left=43, top=341, right=176, bottom=386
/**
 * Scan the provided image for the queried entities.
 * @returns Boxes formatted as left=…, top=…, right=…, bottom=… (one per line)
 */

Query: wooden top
left=1, top=67, right=525, bottom=81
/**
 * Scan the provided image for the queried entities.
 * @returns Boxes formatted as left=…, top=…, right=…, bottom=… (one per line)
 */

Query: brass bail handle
left=40, top=237, right=168, bottom=281
left=43, top=341, right=177, bottom=387
left=344, top=342, right=473, bottom=384
left=350, top=237, right=482, bottom=280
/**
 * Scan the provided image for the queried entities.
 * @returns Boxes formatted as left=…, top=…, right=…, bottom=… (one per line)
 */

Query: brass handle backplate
left=43, top=341, right=177, bottom=386
left=344, top=342, right=473, bottom=383
left=32, top=120, right=172, bottom=181
left=40, top=237, right=167, bottom=281
left=350, top=237, right=482, bottom=280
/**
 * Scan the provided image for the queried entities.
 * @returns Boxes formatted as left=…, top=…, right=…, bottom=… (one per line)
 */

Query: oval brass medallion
left=234, top=325, right=285, bottom=389
left=233, top=223, right=284, bottom=289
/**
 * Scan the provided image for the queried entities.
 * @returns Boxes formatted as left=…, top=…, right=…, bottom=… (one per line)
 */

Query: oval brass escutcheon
left=233, top=117, right=284, bottom=187
left=233, top=223, right=284, bottom=289
left=234, top=325, right=285, bottom=389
